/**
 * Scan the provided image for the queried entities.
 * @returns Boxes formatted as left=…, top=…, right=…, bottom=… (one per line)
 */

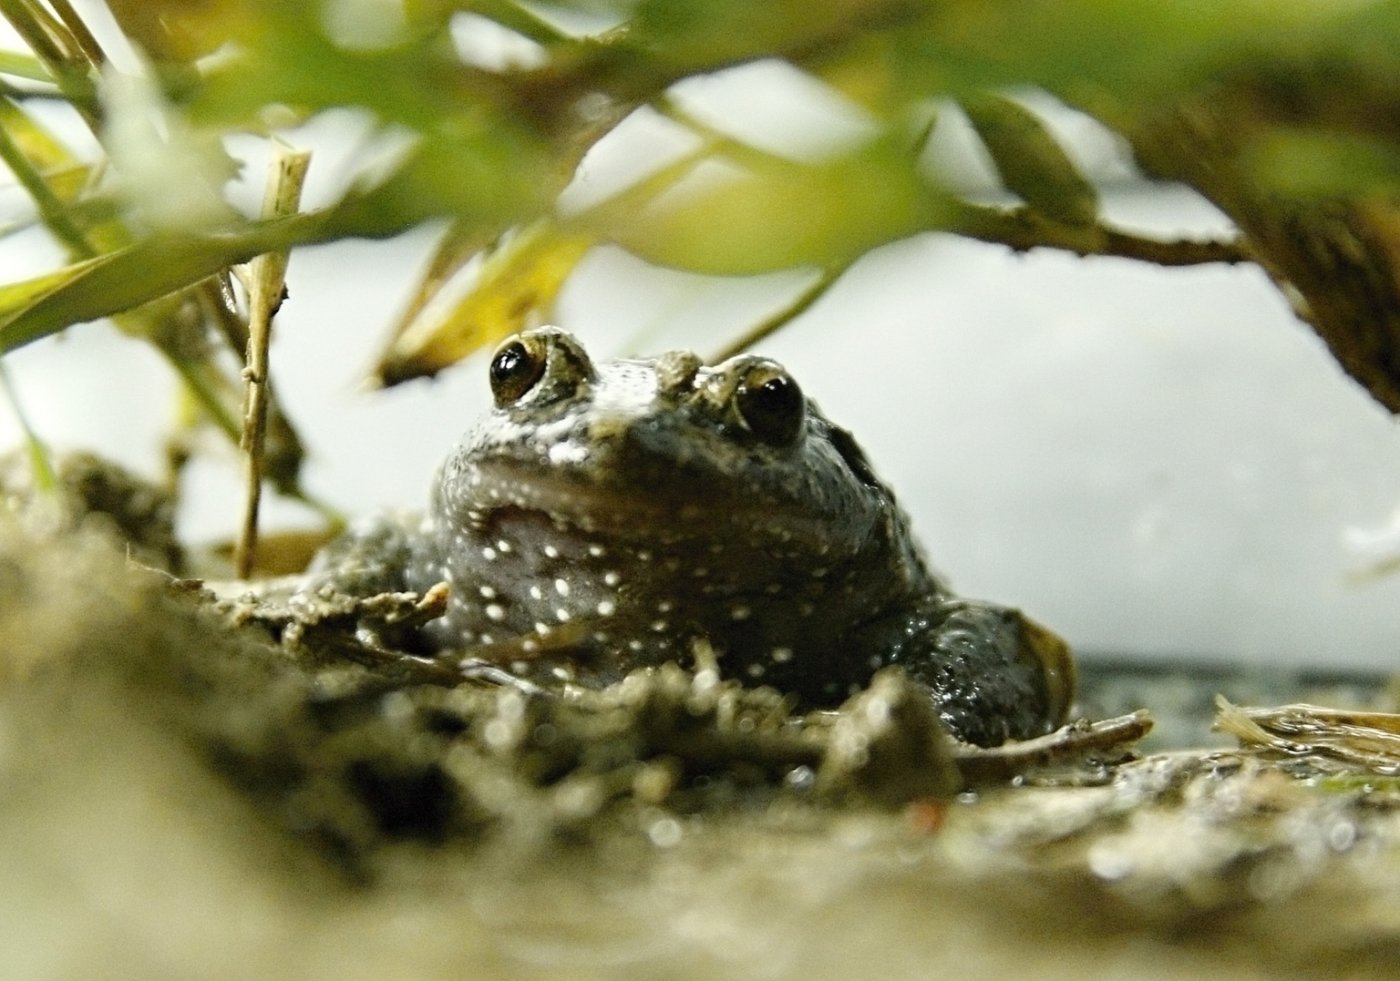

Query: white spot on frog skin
left=604, top=571, right=621, bottom=587
left=730, top=604, right=751, bottom=621
left=479, top=633, right=494, bottom=644
left=481, top=546, right=497, bottom=560
left=479, top=585, right=497, bottom=599
left=636, top=549, right=652, bottom=563
left=771, top=647, right=794, bottom=663
left=651, top=619, right=668, bottom=632
left=534, top=622, right=552, bottom=635
left=529, top=585, right=544, bottom=600
left=628, top=639, right=644, bottom=652
left=548, top=441, right=589, bottom=465
left=811, top=567, right=828, bottom=578
left=554, top=578, right=571, bottom=597
left=692, top=567, right=709, bottom=578
left=764, top=583, right=783, bottom=595
left=496, top=539, right=513, bottom=553
left=656, top=600, right=673, bottom=613
left=596, top=599, right=616, bottom=616
left=485, top=603, right=506, bottom=621
left=555, top=607, right=572, bottom=622
left=522, top=638, right=540, bottom=653
left=543, top=544, right=560, bottom=559
left=587, top=544, right=606, bottom=558
left=747, top=663, right=765, bottom=678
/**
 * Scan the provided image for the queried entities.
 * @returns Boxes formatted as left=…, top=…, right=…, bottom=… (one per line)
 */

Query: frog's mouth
left=457, top=459, right=842, bottom=554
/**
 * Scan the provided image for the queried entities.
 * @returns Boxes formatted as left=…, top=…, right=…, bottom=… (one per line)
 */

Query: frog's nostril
left=655, top=350, right=702, bottom=395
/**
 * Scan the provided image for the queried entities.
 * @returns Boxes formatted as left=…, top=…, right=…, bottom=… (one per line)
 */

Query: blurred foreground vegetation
left=3, top=0, right=1400, bottom=543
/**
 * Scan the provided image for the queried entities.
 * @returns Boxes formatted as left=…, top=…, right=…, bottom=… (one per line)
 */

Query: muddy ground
left=3, top=489, right=1400, bottom=980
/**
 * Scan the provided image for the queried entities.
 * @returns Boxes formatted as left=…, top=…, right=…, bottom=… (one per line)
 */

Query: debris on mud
left=5, top=458, right=1400, bottom=978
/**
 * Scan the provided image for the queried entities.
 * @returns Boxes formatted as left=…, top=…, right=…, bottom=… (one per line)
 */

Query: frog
left=307, top=326, right=1074, bottom=747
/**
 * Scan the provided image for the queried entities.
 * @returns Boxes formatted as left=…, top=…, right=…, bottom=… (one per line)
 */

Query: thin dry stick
left=709, top=265, right=846, bottom=362
left=235, top=144, right=311, bottom=579
left=710, top=210, right=1249, bottom=359
left=952, top=202, right=1251, bottom=266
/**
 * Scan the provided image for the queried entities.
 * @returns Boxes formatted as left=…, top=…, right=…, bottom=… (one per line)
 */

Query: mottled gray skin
left=313, top=328, right=1072, bottom=746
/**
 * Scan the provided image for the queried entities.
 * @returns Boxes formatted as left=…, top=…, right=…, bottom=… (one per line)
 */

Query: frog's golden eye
left=736, top=365, right=805, bottom=446
left=489, top=335, right=547, bottom=406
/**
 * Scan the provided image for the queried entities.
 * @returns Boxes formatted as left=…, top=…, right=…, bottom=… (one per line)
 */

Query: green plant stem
left=0, top=0, right=98, bottom=125
left=0, top=359, right=55, bottom=493
left=0, top=111, right=91, bottom=256
left=46, top=0, right=105, bottom=67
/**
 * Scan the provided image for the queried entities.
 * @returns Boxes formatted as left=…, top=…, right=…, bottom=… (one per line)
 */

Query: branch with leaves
left=3, top=0, right=1400, bottom=557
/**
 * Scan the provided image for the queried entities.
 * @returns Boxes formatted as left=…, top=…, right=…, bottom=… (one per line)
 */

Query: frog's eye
left=736, top=365, right=805, bottom=446
left=489, top=336, right=547, bottom=406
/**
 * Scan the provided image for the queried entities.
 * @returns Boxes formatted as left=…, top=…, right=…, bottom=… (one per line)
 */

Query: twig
left=953, top=710, right=1154, bottom=785
left=235, top=144, right=310, bottom=579
left=952, top=202, right=1252, bottom=267
left=709, top=265, right=846, bottom=362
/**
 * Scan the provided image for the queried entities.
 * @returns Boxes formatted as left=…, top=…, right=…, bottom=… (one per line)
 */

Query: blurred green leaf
left=959, top=91, right=1098, bottom=227
left=884, top=1, right=1400, bottom=109
left=0, top=218, right=318, bottom=355
left=1243, top=129, right=1400, bottom=200
left=589, top=136, right=946, bottom=275
left=630, top=0, right=889, bottom=72
left=0, top=49, right=53, bottom=82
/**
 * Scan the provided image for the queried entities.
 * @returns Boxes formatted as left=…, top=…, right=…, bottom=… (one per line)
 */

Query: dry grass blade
left=1214, top=696, right=1400, bottom=774
left=371, top=219, right=595, bottom=386
left=235, top=144, right=311, bottom=579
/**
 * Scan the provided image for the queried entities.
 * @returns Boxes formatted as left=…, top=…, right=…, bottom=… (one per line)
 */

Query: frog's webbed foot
left=893, top=599, right=1075, bottom=748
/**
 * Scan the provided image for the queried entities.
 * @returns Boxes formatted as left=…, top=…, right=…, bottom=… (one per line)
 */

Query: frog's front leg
left=890, top=599, right=1075, bottom=747
left=303, top=512, right=425, bottom=598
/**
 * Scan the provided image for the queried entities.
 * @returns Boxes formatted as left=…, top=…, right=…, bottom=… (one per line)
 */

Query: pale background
left=2, top=26, right=1399, bottom=669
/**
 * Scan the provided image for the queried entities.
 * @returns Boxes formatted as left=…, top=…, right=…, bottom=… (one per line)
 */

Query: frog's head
left=434, top=327, right=916, bottom=575
left=424, top=327, right=934, bottom=685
